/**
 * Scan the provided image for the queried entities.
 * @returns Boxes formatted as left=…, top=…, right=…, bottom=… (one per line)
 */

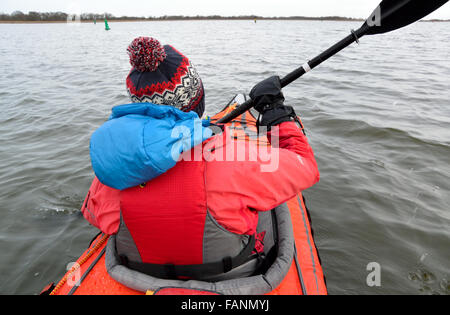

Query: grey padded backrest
left=105, top=203, right=295, bottom=295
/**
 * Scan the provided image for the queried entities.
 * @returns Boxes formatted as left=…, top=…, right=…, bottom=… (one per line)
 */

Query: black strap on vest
left=119, top=235, right=256, bottom=280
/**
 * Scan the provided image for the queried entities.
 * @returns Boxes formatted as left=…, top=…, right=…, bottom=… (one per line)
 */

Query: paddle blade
left=364, top=0, right=449, bottom=35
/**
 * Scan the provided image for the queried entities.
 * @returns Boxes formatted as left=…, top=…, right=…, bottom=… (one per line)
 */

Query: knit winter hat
left=126, top=37, right=205, bottom=117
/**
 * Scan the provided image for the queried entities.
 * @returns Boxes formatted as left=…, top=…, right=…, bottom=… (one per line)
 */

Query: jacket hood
left=90, top=103, right=212, bottom=190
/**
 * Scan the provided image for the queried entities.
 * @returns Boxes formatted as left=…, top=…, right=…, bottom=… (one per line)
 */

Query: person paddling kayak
left=81, top=36, right=320, bottom=281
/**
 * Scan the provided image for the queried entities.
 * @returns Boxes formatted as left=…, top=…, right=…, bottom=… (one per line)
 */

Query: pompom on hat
left=127, top=37, right=167, bottom=72
left=126, top=37, right=205, bottom=117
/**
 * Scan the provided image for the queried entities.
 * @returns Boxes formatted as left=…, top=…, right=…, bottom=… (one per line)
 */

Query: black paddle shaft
left=281, top=25, right=369, bottom=87
left=217, top=0, right=449, bottom=124
left=217, top=24, right=370, bottom=124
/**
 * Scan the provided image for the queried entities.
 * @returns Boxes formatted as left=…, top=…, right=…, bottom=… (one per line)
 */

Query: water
left=0, top=20, right=449, bottom=295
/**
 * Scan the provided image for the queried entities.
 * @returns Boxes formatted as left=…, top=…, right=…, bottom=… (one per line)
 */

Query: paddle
left=217, top=0, right=449, bottom=124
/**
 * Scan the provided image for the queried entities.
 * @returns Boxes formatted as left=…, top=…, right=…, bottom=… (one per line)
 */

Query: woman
left=82, top=37, right=320, bottom=281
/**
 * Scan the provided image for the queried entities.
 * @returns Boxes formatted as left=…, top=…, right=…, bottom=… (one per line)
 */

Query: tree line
left=1, top=11, right=448, bottom=22
left=147, top=15, right=363, bottom=21
left=0, top=11, right=368, bottom=22
left=0, top=11, right=145, bottom=21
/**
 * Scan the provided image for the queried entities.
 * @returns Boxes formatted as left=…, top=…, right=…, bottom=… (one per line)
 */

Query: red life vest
left=116, top=146, right=260, bottom=280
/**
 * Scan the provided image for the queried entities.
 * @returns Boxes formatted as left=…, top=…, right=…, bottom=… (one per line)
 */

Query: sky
left=1, top=0, right=450, bottom=19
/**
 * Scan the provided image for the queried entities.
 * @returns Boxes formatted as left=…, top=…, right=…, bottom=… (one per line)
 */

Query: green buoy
left=105, top=19, right=110, bottom=31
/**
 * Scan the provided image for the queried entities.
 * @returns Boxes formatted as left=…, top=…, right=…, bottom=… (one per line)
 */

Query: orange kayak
left=44, top=95, right=327, bottom=296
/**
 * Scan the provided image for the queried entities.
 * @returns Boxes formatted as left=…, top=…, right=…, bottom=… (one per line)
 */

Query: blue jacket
left=90, top=103, right=213, bottom=190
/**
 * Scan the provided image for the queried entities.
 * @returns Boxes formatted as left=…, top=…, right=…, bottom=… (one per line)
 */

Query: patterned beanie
left=126, top=37, right=205, bottom=117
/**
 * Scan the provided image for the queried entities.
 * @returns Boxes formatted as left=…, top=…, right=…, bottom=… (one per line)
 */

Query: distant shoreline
left=1, top=17, right=363, bottom=24
left=1, top=19, right=449, bottom=25
left=1, top=17, right=449, bottom=24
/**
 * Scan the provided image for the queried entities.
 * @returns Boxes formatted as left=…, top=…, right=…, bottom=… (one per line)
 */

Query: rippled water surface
left=0, top=20, right=449, bottom=295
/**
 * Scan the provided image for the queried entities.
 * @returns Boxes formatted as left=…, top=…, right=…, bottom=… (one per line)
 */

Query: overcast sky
left=1, top=0, right=450, bottom=19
